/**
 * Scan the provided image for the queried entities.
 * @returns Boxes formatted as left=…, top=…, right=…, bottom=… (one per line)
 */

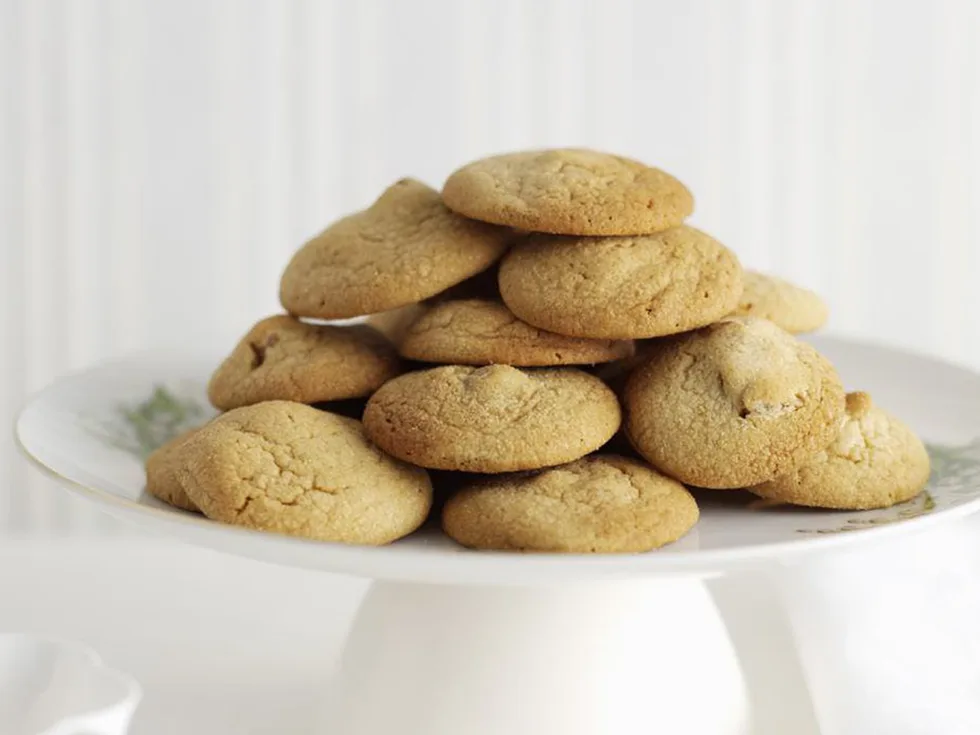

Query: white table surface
left=0, top=538, right=368, bottom=734
left=0, top=535, right=820, bottom=735
left=4, top=526, right=980, bottom=735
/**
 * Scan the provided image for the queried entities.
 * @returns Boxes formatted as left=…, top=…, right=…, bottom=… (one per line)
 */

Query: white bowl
left=0, top=635, right=141, bottom=735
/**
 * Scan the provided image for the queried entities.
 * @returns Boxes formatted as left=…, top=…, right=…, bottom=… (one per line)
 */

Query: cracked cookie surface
left=442, top=454, right=698, bottom=552
left=731, top=271, right=828, bottom=334
left=442, top=148, right=693, bottom=235
left=363, top=365, right=621, bottom=473
left=751, top=392, right=930, bottom=509
left=280, top=179, right=515, bottom=319
left=145, top=429, right=200, bottom=512
left=399, top=298, right=634, bottom=366
left=176, top=401, right=432, bottom=544
left=207, top=315, right=400, bottom=410
left=625, top=317, right=845, bottom=488
left=498, top=225, right=743, bottom=339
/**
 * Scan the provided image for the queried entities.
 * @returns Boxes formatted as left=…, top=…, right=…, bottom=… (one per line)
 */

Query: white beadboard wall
left=1, top=0, right=979, bottom=534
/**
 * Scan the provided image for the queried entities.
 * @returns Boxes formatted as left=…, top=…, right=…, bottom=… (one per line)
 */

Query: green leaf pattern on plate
left=94, top=385, right=207, bottom=460
left=797, top=439, right=980, bottom=534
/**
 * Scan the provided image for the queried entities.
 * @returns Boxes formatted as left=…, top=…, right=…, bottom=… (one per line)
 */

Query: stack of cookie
left=146, top=148, right=931, bottom=553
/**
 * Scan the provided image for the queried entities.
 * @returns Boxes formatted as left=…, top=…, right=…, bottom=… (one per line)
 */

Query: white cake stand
left=16, top=337, right=980, bottom=735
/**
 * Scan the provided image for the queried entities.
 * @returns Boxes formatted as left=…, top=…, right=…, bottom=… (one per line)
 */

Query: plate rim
left=14, top=336, right=980, bottom=584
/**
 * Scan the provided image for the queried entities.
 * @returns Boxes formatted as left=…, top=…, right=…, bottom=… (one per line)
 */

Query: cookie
left=365, top=265, right=503, bottom=346
left=280, top=179, right=515, bottom=319
left=176, top=401, right=432, bottom=544
left=365, top=303, right=430, bottom=347
left=363, top=365, right=621, bottom=472
left=442, top=148, right=693, bottom=236
left=207, top=315, right=400, bottom=411
left=731, top=271, right=828, bottom=334
left=442, top=455, right=698, bottom=553
left=399, top=298, right=634, bottom=366
left=498, top=225, right=743, bottom=339
left=751, top=392, right=931, bottom=509
left=144, top=429, right=200, bottom=512
left=625, top=317, right=845, bottom=488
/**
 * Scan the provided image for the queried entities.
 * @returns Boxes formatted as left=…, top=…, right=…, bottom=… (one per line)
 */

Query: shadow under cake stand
left=16, top=338, right=980, bottom=735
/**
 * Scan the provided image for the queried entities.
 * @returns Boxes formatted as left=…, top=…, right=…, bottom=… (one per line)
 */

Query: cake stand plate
left=16, top=337, right=980, bottom=735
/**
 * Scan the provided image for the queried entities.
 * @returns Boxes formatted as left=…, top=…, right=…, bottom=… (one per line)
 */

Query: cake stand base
left=318, top=578, right=750, bottom=735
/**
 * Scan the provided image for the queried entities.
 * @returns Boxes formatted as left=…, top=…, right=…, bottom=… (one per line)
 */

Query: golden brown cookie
left=145, top=429, right=200, bottom=512
left=207, top=315, right=400, bottom=411
left=751, top=392, right=931, bottom=509
left=364, top=266, right=504, bottom=346
left=442, top=148, right=693, bottom=236
left=625, top=317, right=845, bottom=488
left=363, top=365, right=621, bottom=473
left=365, top=304, right=430, bottom=347
left=177, top=401, right=432, bottom=544
left=399, top=298, right=634, bottom=366
left=498, top=226, right=743, bottom=339
left=731, top=271, right=829, bottom=334
left=280, top=179, right=515, bottom=319
left=442, top=455, right=698, bottom=553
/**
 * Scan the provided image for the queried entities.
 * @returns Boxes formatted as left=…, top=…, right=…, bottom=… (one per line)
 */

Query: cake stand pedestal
left=16, top=338, right=980, bottom=735
left=319, top=578, right=749, bottom=735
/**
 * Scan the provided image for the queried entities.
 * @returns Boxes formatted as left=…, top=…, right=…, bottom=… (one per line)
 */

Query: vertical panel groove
left=932, top=0, right=975, bottom=363
left=1, top=0, right=26, bottom=533
left=211, top=0, right=253, bottom=337
left=22, top=0, right=64, bottom=534
left=826, top=0, right=872, bottom=338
